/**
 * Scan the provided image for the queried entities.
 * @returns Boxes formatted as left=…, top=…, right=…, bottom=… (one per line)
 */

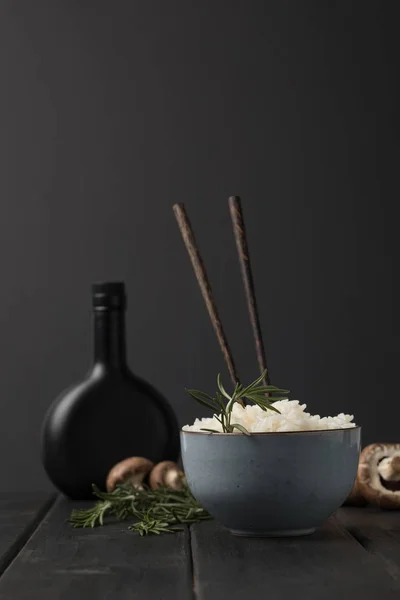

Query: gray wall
left=1, top=1, right=398, bottom=492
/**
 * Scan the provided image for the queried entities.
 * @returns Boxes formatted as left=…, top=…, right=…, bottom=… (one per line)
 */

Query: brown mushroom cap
left=106, top=457, right=154, bottom=492
left=149, top=461, right=186, bottom=490
left=358, top=443, right=400, bottom=509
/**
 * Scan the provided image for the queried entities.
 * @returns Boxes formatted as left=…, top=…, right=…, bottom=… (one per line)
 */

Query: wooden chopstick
left=228, top=196, right=270, bottom=386
left=173, top=203, right=241, bottom=389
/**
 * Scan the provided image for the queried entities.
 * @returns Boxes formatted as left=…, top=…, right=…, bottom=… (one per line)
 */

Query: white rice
left=182, top=399, right=356, bottom=433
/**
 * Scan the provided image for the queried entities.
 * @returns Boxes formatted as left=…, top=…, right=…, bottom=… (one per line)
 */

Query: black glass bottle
left=42, top=282, right=180, bottom=499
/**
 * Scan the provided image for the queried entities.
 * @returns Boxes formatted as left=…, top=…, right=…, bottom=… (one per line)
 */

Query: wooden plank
left=0, top=497, right=192, bottom=600
left=0, top=493, right=54, bottom=576
left=337, top=506, right=400, bottom=581
left=190, top=518, right=400, bottom=600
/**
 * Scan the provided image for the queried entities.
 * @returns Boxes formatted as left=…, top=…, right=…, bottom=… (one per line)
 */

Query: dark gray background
left=1, top=1, right=398, bottom=492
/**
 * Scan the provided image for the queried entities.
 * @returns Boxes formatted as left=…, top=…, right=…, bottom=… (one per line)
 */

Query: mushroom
left=106, top=457, right=154, bottom=492
left=149, top=461, right=186, bottom=490
left=357, top=443, right=400, bottom=509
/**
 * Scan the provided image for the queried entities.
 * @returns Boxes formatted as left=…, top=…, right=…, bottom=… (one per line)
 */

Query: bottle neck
left=93, top=308, right=127, bottom=369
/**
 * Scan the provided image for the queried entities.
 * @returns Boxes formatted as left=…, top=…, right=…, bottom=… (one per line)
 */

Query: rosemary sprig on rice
left=185, top=370, right=289, bottom=434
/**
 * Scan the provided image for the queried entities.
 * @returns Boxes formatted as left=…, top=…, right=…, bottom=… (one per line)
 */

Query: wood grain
left=337, top=506, right=400, bottom=581
left=2, top=495, right=399, bottom=599
left=0, top=493, right=54, bottom=576
left=228, top=196, right=270, bottom=385
left=173, top=202, right=240, bottom=388
left=191, top=518, right=400, bottom=600
left=0, top=497, right=192, bottom=599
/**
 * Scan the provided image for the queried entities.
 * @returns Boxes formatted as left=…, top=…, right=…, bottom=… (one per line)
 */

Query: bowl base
left=229, top=527, right=316, bottom=538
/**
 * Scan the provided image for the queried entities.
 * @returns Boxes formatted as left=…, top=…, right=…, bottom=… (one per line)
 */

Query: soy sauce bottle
left=42, top=282, right=179, bottom=499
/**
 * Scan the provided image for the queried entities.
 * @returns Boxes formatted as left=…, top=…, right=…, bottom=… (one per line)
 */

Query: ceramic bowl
left=181, top=427, right=361, bottom=537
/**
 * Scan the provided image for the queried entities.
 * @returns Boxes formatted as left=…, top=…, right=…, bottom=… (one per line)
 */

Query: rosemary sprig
left=186, top=369, right=290, bottom=433
left=69, top=483, right=211, bottom=535
left=129, top=515, right=182, bottom=536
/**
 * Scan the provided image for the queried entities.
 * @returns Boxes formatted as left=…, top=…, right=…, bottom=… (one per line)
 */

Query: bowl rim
left=180, top=425, right=361, bottom=436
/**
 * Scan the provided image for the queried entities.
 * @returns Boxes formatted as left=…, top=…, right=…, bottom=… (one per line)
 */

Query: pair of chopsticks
left=173, top=196, right=270, bottom=389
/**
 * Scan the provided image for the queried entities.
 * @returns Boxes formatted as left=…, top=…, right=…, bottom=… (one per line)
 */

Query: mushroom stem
left=149, top=461, right=186, bottom=490
left=164, top=469, right=186, bottom=489
left=106, top=457, right=154, bottom=492
left=378, top=455, right=400, bottom=482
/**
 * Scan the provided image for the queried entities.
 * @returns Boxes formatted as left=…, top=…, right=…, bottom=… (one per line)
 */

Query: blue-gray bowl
left=181, top=427, right=361, bottom=537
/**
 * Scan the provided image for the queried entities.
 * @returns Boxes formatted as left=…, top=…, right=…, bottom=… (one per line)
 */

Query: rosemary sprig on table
left=186, top=369, right=290, bottom=434
left=69, top=483, right=211, bottom=535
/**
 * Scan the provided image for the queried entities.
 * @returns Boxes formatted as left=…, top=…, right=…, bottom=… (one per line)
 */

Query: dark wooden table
left=0, top=494, right=399, bottom=599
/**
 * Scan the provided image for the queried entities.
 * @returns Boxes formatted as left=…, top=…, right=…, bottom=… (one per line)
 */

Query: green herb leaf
left=70, top=501, right=111, bottom=528
left=185, top=371, right=290, bottom=433
left=186, top=389, right=219, bottom=411
left=217, top=374, right=231, bottom=401
left=253, top=386, right=290, bottom=395
left=215, top=392, right=227, bottom=410
left=249, top=396, right=281, bottom=414
left=231, top=423, right=250, bottom=435
left=238, top=369, right=268, bottom=396
left=200, top=428, right=221, bottom=433
left=69, top=483, right=211, bottom=535
left=186, top=389, right=216, bottom=402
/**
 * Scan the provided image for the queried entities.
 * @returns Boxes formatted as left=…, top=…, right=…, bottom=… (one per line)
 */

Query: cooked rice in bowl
left=182, top=399, right=356, bottom=433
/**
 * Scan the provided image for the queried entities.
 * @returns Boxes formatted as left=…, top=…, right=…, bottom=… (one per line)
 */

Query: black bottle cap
left=92, top=282, right=126, bottom=309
